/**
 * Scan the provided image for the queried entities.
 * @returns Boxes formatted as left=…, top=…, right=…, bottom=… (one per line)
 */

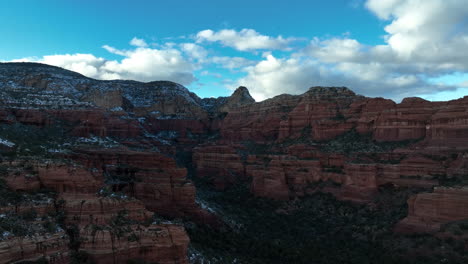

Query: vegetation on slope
left=188, top=179, right=468, bottom=264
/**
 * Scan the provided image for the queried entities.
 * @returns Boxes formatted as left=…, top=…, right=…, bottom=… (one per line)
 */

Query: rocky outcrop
left=69, top=148, right=196, bottom=215
left=79, top=224, right=189, bottom=264
left=0, top=233, right=70, bottom=263
left=425, top=97, right=468, bottom=150
left=3, top=62, right=468, bottom=261
left=68, top=148, right=219, bottom=226
left=0, top=63, right=208, bottom=119
left=37, top=163, right=102, bottom=195
left=193, top=145, right=246, bottom=189
left=278, top=87, right=363, bottom=141
left=63, top=196, right=151, bottom=226
left=372, top=97, right=434, bottom=142
left=193, top=144, right=452, bottom=202
left=0, top=148, right=196, bottom=264
left=395, top=187, right=468, bottom=233
left=221, top=94, right=301, bottom=141
left=217, top=86, right=255, bottom=113
left=62, top=194, right=190, bottom=264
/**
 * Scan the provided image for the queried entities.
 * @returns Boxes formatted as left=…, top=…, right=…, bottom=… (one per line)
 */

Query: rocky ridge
left=0, top=62, right=467, bottom=262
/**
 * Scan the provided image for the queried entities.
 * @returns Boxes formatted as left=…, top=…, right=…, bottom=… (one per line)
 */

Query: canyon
left=0, top=62, right=467, bottom=263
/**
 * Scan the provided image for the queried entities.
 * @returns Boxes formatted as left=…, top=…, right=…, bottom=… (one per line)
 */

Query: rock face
left=395, top=187, right=468, bottom=234
left=193, top=145, right=246, bottom=189
left=63, top=194, right=190, bottom=264
left=79, top=224, right=189, bottom=264
left=278, top=87, right=362, bottom=141
left=38, top=163, right=102, bottom=195
left=0, top=154, right=193, bottom=263
left=217, top=86, right=255, bottom=113
left=221, top=94, right=302, bottom=141
left=0, top=62, right=207, bottom=119
left=69, top=148, right=212, bottom=221
left=0, top=233, right=70, bottom=264
left=190, top=84, right=468, bottom=238
left=1, top=62, right=468, bottom=262
left=191, top=84, right=468, bottom=201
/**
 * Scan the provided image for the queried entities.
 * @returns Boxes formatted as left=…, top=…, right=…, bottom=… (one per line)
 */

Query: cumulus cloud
left=41, top=54, right=106, bottom=77
left=237, top=53, right=455, bottom=102
left=210, top=56, right=255, bottom=69
left=234, top=0, right=468, bottom=102
left=178, top=42, right=255, bottom=70
left=306, top=37, right=365, bottom=63
left=196, top=29, right=294, bottom=51
left=180, top=43, right=208, bottom=60
left=9, top=1, right=468, bottom=102
left=366, top=0, right=468, bottom=65
left=129, top=37, right=148, bottom=47
left=14, top=40, right=197, bottom=85
left=237, top=54, right=323, bottom=100
left=99, top=45, right=196, bottom=84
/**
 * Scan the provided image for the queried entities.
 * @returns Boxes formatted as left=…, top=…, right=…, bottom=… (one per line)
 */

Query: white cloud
left=102, top=45, right=128, bottom=56
left=129, top=37, right=148, bottom=47
left=236, top=53, right=454, bottom=102
left=10, top=2, right=468, bottom=103
left=366, top=0, right=468, bottom=62
left=100, top=45, right=195, bottom=83
left=460, top=80, right=468, bottom=87
left=241, top=0, right=467, bottom=102
left=180, top=43, right=208, bottom=60
left=42, top=54, right=105, bottom=77
left=306, top=37, right=365, bottom=63
left=210, top=56, right=254, bottom=69
left=236, top=55, right=318, bottom=100
left=196, top=29, right=294, bottom=51
left=200, top=70, right=222, bottom=78
left=15, top=40, right=196, bottom=85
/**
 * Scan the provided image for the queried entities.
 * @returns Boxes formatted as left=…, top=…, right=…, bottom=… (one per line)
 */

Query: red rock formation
left=4, top=62, right=468, bottom=260
left=63, top=196, right=151, bottom=226
left=0, top=148, right=194, bottom=263
left=4, top=169, right=41, bottom=192
left=372, top=98, right=435, bottom=142
left=425, top=97, right=468, bottom=150
left=348, top=97, right=397, bottom=135
left=143, top=118, right=208, bottom=138
left=376, top=156, right=442, bottom=188
left=36, top=152, right=193, bottom=264
left=340, top=163, right=378, bottom=202
left=193, top=143, right=451, bottom=203
left=60, top=194, right=190, bottom=264
left=222, top=94, right=301, bottom=142
left=37, top=163, right=102, bottom=195
left=68, top=148, right=219, bottom=226
left=0, top=233, right=70, bottom=264
left=217, top=87, right=468, bottom=151
left=279, top=87, right=362, bottom=141
left=79, top=224, right=189, bottom=264
left=395, top=187, right=468, bottom=234
left=69, top=149, right=195, bottom=215
left=193, top=145, right=245, bottom=189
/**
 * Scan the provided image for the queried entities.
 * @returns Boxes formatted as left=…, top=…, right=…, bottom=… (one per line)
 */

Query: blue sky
left=2, top=0, right=468, bottom=102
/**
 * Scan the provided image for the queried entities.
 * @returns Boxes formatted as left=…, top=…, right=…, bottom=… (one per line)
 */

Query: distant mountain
left=0, top=62, right=256, bottom=119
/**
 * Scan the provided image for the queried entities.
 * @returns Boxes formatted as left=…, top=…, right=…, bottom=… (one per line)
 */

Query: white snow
left=0, top=138, right=15, bottom=147
left=110, top=107, right=124, bottom=111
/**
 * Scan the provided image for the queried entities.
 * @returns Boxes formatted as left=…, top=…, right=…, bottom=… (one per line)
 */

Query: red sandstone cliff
left=1, top=62, right=468, bottom=262
left=395, top=187, right=468, bottom=234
